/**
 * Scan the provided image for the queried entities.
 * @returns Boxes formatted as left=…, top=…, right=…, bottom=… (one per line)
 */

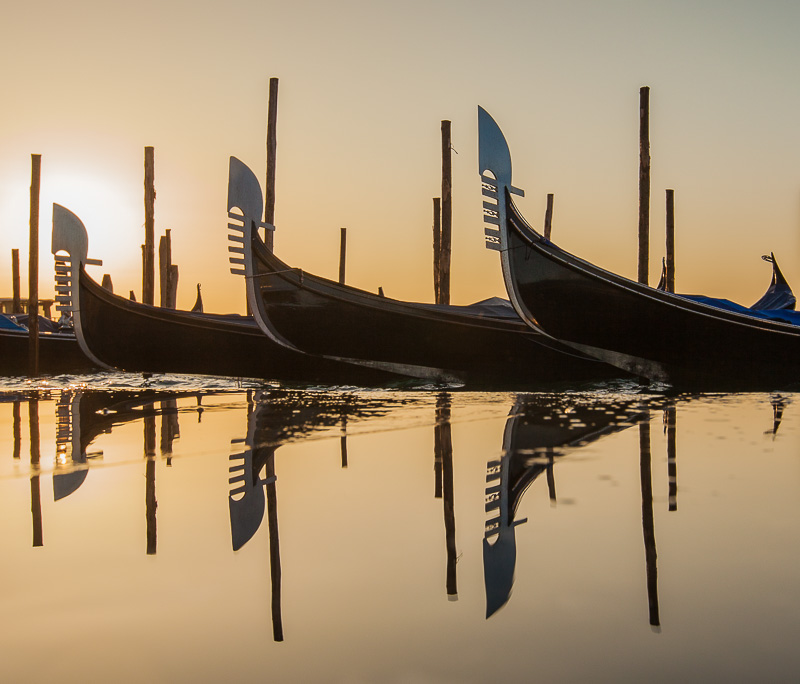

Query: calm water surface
left=1, top=374, right=799, bottom=683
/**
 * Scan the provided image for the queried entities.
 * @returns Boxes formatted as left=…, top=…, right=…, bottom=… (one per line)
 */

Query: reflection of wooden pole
left=160, top=399, right=179, bottom=467
left=440, top=121, right=452, bottom=305
left=265, top=77, right=279, bottom=252
left=665, top=189, right=675, bottom=293
left=340, top=415, right=348, bottom=468
left=338, top=228, right=347, bottom=285
left=436, top=394, right=457, bottom=598
left=544, top=193, right=554, bottom=241
left=28, top=154, right=41, bottom=377
left=13, top=400, right=21, bottom=459
left=432, top=197, right=441, bottom=302
left=638, top=86, right=650, bottom=285
left=666, top=406, right=677, bottom=511
left=12, top=249, right=21, bottom=313
left=266, top=451, right=283, bottom=641
left=639, top=415, right=660, bottom=628
left=144, top=414, right=157, bottom=555
left=546, top=449, right=557, bottom=503
left=143, top=147, right=155, bottom=305
left=29, top=397, right=43, bottom=547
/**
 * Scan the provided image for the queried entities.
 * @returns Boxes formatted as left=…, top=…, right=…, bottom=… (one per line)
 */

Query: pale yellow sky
left=2, top=1, right=800, bottom=313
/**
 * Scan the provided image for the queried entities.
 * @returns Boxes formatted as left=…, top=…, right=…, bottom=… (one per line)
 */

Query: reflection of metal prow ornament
left=53, top=391, right=89, bottom=501
left=228, top=392, right=277, bottom=552
left=483, top=407, right=528, bottom=619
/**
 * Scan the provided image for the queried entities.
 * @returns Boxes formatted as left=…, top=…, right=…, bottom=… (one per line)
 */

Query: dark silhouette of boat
left=478, top=106, right=800, bottom=389
left=226, top=157, right=626, bottom=387
left=0, top=314, right=97, bottom=376
left=50, top=204, right=410, bottom=385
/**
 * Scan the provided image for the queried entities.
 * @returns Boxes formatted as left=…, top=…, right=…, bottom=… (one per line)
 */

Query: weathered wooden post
left=638, top=86, right=650, bottom=285
left=159, top=231, right=170, bottom=306
left=432, top=197, right=441, bottom=301
left=28, top=154, right=41, bottom=377
left=265, top=77, right=279, bottom=251
left=665, top=189, right=675, bottom=293
left=143, top=146, right=156, bottom=305
left=338, top=227, right=347, bottom=285
left=11, top=249, right=21, bottom=313
left=168, top=265, right=178, bottom=309
left=544, top=193, right=554, bottom=241
left=101, top=274, right=114, bottom=292
left=440, top=121, right=452, bottom=305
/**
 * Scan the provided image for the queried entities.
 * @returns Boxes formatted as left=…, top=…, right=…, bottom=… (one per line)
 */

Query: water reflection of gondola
left=228, top=390, right=398, bottom=642
left=483, top=395, right=646, bottom=618
left=52, top=390, right=196, bottom=555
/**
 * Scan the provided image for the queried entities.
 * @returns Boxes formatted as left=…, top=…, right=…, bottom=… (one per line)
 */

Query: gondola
left=478, top=106, right=800, bottom=389
left=50, top=205, right=411, bottom=386
left=0, top=313, right=97, bottom=375
left=226, top=157, right=625, bottom=387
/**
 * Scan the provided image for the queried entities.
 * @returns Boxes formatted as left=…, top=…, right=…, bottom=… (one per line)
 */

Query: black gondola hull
left=503, top=199, right=800, bottom=388
left=77, top=268, right=409, bottom=385
left=0, top=327, right=97, bottom=375
left=248, top=236, right=624, bottom=387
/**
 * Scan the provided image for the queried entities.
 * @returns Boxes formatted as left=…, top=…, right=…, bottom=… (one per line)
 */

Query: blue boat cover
left=680, top=295, right=800, bottom=326
left=0, top=314, right=27, bottom=331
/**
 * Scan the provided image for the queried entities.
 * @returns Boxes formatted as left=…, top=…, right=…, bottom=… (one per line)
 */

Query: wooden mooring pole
left=159, top=230, right=179, bottom=308
left=338, top=228, right=347, bottom=285
left=28, top=154, right=41, bottom=377
left=440, top=120, right=452, bottom=305
left=638, top=86, right=650, bottom=285
left=665, top=189, right=675, bottom=293
left=432, top=197, right=441, bottom=301
left=265, top=77, right=279, bottom=251
left=544, top=193, right=554, bottom=241
left=11, top=249, right=21, bottom=313
left=143, top=146, right=155, bottom=305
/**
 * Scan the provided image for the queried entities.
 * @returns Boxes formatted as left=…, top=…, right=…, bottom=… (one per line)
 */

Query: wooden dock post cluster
left=433, top=121, right=453, bottom=305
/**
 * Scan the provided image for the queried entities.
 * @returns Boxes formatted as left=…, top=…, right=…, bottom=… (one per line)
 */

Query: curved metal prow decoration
left=51, top=204, right=109, bottom=369
left=227, top=156, right=273, bottom=278
left=478, top=106, right=525, bottom=254
left=478, top=107, right=543, bottom=334
left=227, top=157, right=302, bottom=351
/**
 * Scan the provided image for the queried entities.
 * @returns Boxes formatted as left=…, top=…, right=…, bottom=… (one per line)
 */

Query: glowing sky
left=2, top=0, right=800, bottom=313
